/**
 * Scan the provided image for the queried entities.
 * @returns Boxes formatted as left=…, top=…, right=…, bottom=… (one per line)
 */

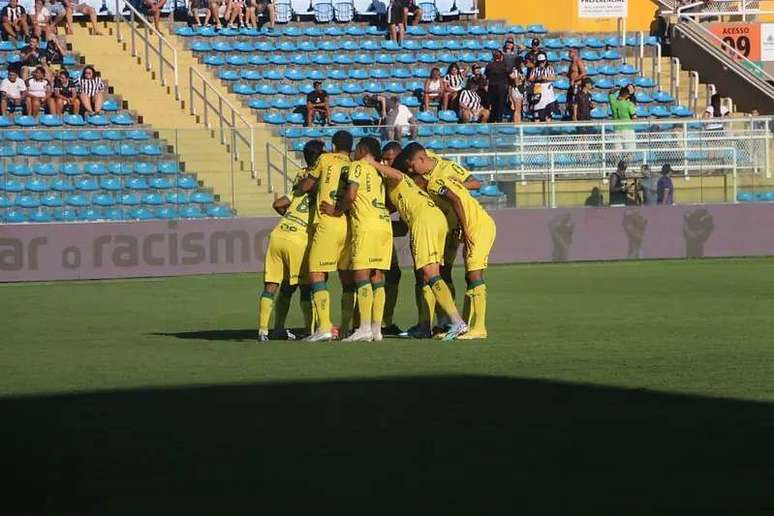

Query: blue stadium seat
left=181, top=205, right=205, bottom=218
left=219, top=69, right=239, bottom=81
left=438, top=110, right=459, bottom=123
left=91, top=144, right=115, bottom=157
left=100, top=177, right=121, bottom=191
left=76, top=178, right=99, bottom=191
left=42, top=192, right=65, bottom=206
left=30, top=131, right=54, bottom=142
left=16, top=115, right=37, bottom=127
left=178, top=175, right=198, bottom=189
left=127, top=178, right=149, bottom=190
left=4, top=209, right=29, bottom=223
left=29, top=210, right=52, bottom=222
left=40, top=114, right=63, bottom=127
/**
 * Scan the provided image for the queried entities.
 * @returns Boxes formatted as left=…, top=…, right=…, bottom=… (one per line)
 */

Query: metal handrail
left=675, top=0, right=774, bottom=19
left=266, top=141, right=304, bottom=194
left=189, top=67, right=256, bottom=178
left=114, top=0, right=179, bottom=100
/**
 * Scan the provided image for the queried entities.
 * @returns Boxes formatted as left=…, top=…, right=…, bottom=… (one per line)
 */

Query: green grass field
left=3, top=258, right=774, bottom=514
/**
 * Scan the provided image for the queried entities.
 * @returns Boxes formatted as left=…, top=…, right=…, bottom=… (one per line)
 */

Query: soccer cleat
left=381, top=323, right=403, bottom=336
left=371, top=323, right=383, bottom=342
left=457, top=330, right=488, bottom=340
left=258, top=330, right=270, bottom=342
left=399, top=324, right=432, bottom=339
left=343, top=328, right=373, bottom=342
left=305, top=330, right=334, bottom=342
left=443, top=322, right=469, bottom=341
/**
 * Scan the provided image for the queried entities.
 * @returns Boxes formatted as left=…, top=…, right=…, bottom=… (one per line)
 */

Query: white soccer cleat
left=343, top=328, right=373, bottom=342
left=371, top=323, right=383, bottom=342
left=443, top=321, right=469, bottom=341
left=305, top=330, right=334, bottom=342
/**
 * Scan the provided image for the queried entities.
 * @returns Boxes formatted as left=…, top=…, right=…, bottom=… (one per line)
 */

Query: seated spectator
left=441, top=62, right=465, bottom=111
left=41, top=34, right=66, bottom=80
left=253, top=0, right=275, bottom=30
left=470, top=63, right=488, bottom=92
left=209, top=0, right=223, bottom=30
left=459, top=79, right=490, bottom=123
left=704, top=93, right=728, bottom=131
left=387, top=0, right=406, bottom=45
left=306, top=80, right=330, bottom=126
left=60, top=0, right=102, bottom=36
left=384, top=96, right=417, bottom=142
left=0, top=66, right=27, bottom=115
left=401, top=0, right=422, bottom=27
left=1, top=0, right=30, bottom=42
left=527, top=52, right=556, bottom=122
left=50, top=68, right=80, bottom=114
left=423, top=67, right=442, bottom=111
left=189, top=0, right=211, bottom=27
left=523, top=38, right=544, bottom=70
left=26, top=66, right=50, bottom=117
left=508, top=73, right=523, bottom=123
left=362, top=93, right=387, bottom=124
left=31, top=0, right=53, bottom=40
left=142, top=0, right=167, bottom=31
left=78, top=64, right=105, bottom=115
left=20, top=35, right=43, bottom=81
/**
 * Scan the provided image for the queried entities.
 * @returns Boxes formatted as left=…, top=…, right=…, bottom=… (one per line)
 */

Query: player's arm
left=295, top=175, right=317, bottom=194
left=463, top=176, right=481, bottom=190
left=438, top=186, right=473, bottom=250
left=272, top=195, right=291, bottom=216
left=367, top=158, right=403, bottom=188
left=335, top=182, right=358, bottom=215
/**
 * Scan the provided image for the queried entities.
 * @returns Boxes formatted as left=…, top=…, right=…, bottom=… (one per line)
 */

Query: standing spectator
left=306, top=80, right=330, bottom=126
left=385, top=96, right=417, bottom=142
left=523, top=38, right=543, bottom=70
left=362, top=93, right=388, bottom=124
left=441, top=62, right=465, bottom=111
left=25, top=66, right=50, bottom=117
left=31, top=0, right=53, bottom=40
left=422, top=67, right=442, bottom=111
left=609, top=86, right=637, bottom=151
left=20, top=35, right=43, bottom=81
left=566, top=48, right=587, bottom=117
left=608, top=160, right=628, bottom=207
left=78, top=65, right=105, bottom=115
left=572, top=78, right=593, bottom=124
left=50, top=68, right=79, bottom=114
left=254, top=0, right=276, bottom=30
left=704, top=93, right=728, bottom=131
left=459, top=79, right=490, bottom=123
left=657, top=164, right=674, bottom=205
left=143, top=0, right=167, bottom=31
left=638, top=165, right=658, bottom=206
left=60, top=0, right=102, bottom=36
left=388, top=0, right=406, bottom=45
left=527, top=52, right=556, bottom=122
left=1, top=0, right=30, bottom=42
left=0, top=66, right=26, bottom=115
left=502, top=38, right=522, bottom=74
left=507, top=72, right=523, bottom=123
left=485, top=50, right=508, bottom=123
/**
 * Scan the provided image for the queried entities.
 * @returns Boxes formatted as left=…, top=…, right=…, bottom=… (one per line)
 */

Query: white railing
left=266, top=141, right=305, bottom=194
left=189, top=67, right=256, bottom=178
left=675, top=0, right=774, bottom=19
left=114, top=0, right=179, bottom=100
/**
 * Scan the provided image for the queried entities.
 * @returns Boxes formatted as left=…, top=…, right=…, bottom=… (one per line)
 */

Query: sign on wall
left=578, top=0, right=628, bottom=19
left=709, top=22, right=761, bottom=61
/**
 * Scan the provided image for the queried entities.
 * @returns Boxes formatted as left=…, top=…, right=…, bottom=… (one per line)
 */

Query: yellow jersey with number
left=387, top=174, right=441, bottom=228
left=422, top=157, right=472, bottom=228
left=347, top=159, right=391, bottom=230
left=272, top=170, right=315, bottom=243
left=307, top=152, right=351, bottom=223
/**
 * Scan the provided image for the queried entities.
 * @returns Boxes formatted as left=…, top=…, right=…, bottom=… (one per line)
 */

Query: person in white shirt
left=384, top=96, right=417, bottom=142
left=26, top=66, right=51, bottom=116
left=0, top=67, right=27, bottom=114
left=31, top=0, right=52, bottom=39
left=704, top=93, right=729, bottom=131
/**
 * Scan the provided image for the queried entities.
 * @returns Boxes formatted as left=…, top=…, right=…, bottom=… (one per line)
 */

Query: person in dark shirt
left=20, top=35, right=42, bottom=81
left=573, top=78, right=593, bottom=124
left=523, top=38, right=543, bottom=70
left=51, top=68, right=80, bottom=115
left=657, top=164, right=674, bottom=205
left=485, top=50, right=508, bottom=123
left=609, top=160, right=628, bottom=206
left=503, top=38, right=522, bottom=73
left=306, top=80, right=330, bottom=127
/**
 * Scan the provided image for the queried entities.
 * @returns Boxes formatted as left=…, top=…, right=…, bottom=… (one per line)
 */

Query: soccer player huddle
left=258, top=130, right=497, bottom=342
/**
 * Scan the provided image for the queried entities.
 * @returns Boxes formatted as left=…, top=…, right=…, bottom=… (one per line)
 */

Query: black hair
left=446, top=62, right=460, bottom=75
left=303, top=139, right=325, bottom=168
left=7, top=63, right=21, bottom=75
left=356, top=136, right=382, bottom=162
left=331, top=130, right=353, bottom=153
left=382, top=141, right=403, bottom=155
left=711, top=93, right=722, bottom=118
left=393, top=142, right=426, bottom=173
left=619, top=86, right=629, bottom=98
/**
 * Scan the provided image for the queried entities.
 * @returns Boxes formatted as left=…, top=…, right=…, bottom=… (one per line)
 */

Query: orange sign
left=709, top=22, right=761, bottom=61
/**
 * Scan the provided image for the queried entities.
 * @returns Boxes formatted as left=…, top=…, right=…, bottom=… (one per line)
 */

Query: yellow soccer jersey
left=387, top=174, right=440, bottom=228
left=347, top=159, right=391, bottom=228
left=424, top=156, right=472, bottom=185
left=272, top=190, right=314, bottom=242
left=426, top=173, right=489, bottom=232
left=308, top=152, right=351, bottom=221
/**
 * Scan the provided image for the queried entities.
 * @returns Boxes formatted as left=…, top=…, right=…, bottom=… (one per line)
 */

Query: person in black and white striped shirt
left=1, top=0, right=30, bottom=41
left=78, top=65, right=105, bottom=115
left=441, top=62, right=465, bottom=111
left=459, top=79, right=490, bottom=123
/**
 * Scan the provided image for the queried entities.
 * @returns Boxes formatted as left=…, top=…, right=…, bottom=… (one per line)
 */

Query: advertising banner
left=578, top=0, right=628, bottom=19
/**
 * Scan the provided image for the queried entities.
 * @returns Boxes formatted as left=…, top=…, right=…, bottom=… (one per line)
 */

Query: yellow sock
left=421, top=284, right=436, bottom=327
left=300, top=285, right=313, bottom=332
left=372, top=281, right=386, bottom=327
left=340, top=285, right=356, bottom=334
left=258, top=290, right=275, bottom=332
left=383, top=281, right=399, bottom=326
left=355, top=280, right=373, bottom=327
left=311, top=282, right=332, bottom=333
left=428, top=276, right=460, bottom=323
left=467, top=281, right=487, bottom=332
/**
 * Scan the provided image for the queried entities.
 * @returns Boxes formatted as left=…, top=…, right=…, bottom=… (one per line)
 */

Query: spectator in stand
left=502, top=38, right=522, bottom=74
left=50, top=67, right=79, bottom=114
left=208, top=0, right=223, bottom=29
left=527, top=52, right=556, bottom=122
left=59, top=0, right=102, bottom=36
left=638, top=165, right=658, bottom=206
left=508, top=71, right=523, bottom=123
left=523, top=38, right=543, bottom=70
left=470, top=63, right=489, bottom=110
left=385, top=96, right=417, bottom=142
left=1, top=0, right=30, bottom=42
left=572, top=78, right=593, bottom=125
left=401, top=0, right=422, bottom=27
left=306, top=80, right=330, bottom=126
left=388, top=0, right=406, bottom=45
left=422, top=67, right=442, bottom=111
left=20, top=35, right=43, bottom=81
left=459, top=79, right=490, bottom=123
left=485, top=50, right=508, bottom=123
left=31, top=0, right=53, bottom=40
left=25, top=66, right=50, bottom=116
left=608, top=160, right=628, bottom=207
left=41, top=31, right=66, bottom=79
left=189, top=0, right=211, bottom=26
left=704, top=93, right=728, bottom=131
left=78, top=64, right=105, bottom=115
left=609, top=86, right=637, bottom=151
left=143, top=0, right=167, bottom=31
left=362, top=93, right=388, bottom=124
left=657, top=164, right=674, bottom=205
left=0, top=66, right=26, bottom=115
left=441, top=62, right=465, bottom=111
left=254, top=0, right=276, bottom=30
left=227, top=0, right=247, bottom=28
left=566, top=48, right=587, bottom=117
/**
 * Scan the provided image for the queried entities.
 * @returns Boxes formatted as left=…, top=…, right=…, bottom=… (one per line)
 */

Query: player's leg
left=338, top=269, right=356, bottom=337
left=458, top=218, right=496, bottom=339
left=259, top=236, right=292, bottom=340
left=299, top=282, right=313, bottom=334
left=257, top=281, right=280, bottom=341
left=370, top=270, right=386, bottom=341
left=382, top=246, right=402, bottom=335
left=344, top=268, right=374, bottom=342
left=421, top=262, right=468, bottom=340
left=271, top=281, right=296, bottom=338
left=306, top=224, right=339, bottom=341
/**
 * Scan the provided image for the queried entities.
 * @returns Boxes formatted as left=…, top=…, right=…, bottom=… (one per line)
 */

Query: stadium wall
left=482, top=0, right=655, bottom=32
left=1, top=204, right=772, bottom=282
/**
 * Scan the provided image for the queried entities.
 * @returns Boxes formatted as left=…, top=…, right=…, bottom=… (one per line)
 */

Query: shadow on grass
left=151, top=329, right=259, bottom=341
left=4, top=376, right=774, bottom=515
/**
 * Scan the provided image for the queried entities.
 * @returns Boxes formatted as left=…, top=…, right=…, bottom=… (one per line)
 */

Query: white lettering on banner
left=761, top=24, right=774, bottom=62
left=578, top=0, right=629, bottom=19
